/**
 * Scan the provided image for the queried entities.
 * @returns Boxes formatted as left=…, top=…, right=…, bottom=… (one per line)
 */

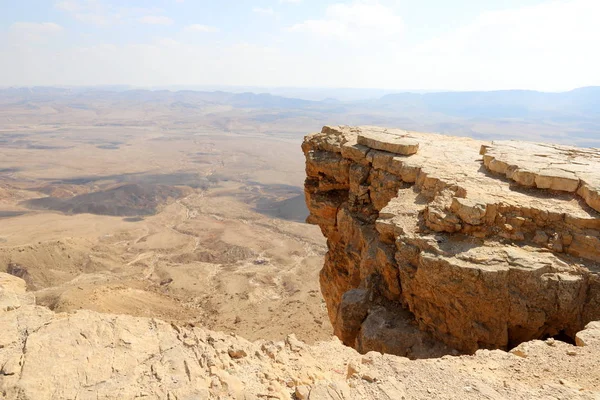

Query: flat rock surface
left=357, top=129, right=420, bottom=155
left=482, top=141, right=600, bottom=211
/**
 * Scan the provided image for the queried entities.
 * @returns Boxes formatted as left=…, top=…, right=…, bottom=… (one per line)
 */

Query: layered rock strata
left=303, top=126, right=600, bottom=354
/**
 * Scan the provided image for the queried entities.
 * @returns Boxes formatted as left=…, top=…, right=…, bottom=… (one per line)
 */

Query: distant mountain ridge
left=1, top=85, right=598, bottom=147
left=0, top=87, right=319, bottom=109
left=377, top=87, right=600, bottom=118
left=1, top=86, right=599, bottom=118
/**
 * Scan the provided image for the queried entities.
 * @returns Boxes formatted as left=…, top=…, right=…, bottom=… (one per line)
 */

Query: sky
left=0, top=0, right=598, bottom=91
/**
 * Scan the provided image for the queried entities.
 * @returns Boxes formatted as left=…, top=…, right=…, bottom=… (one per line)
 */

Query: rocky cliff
left=303, top=126, right=600, bottom=355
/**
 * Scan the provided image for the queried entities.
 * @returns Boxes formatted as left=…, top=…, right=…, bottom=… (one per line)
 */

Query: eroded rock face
left=303, top=125, right=600, bottom=354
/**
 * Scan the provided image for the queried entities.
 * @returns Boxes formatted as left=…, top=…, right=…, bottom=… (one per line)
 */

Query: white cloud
left=55, top=1, right=171, bottom=26
left=54, top=1, right=81, bottom=12
left=10, top=22, right=63, bottom=34
left=3, top=0, right=600, bottom=91
left=123, top=6, right=165, bottom=15
left=408, top=0, right=600, bottom=91
left=184, top=24, right=219, bottom=33
left=289, top=1, right=403, bottom=40
left=155, top=38, right=181, bottom=47
left=253, top=7, right=275, bottom=16
left=54, top=0, right=120, bottom=25
left=9, top=22, right=63, bottom=43
left=75, top=13, right=114, bottom=25
left=138, top=16, right=174, bottom=25
left=0, top=39, right=285, bottom=87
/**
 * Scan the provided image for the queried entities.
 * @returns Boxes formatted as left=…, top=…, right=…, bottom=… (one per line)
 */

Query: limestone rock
left=357, top=129, right=419, bottom=156
left=481, top=141, right=600, bottom=211
left=304, top=126, right=600, bottom=354
left=1, top=274, right=600, bottom=398
left=334, top=289, right=370, bottom=347
left=0, top=273, right=35, bottom=312
left=576, top=321, right=600, bottom=347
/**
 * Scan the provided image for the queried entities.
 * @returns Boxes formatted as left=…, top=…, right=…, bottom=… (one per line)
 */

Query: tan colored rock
left=1, top=273, right=600, bottom=399
left=481, top=141, right=600, bottom=210
left=304, top=126, right=600, bottom=354
left=450, top=197, right=487, bottom=226
left=357, top=130, right=419, bottom=155
left=286, top=333, right=306, bottom=352
left=0, top=273, right=35, bottom=312
left=0, top=273, right=27, bottom=294
left=295, top=385, right=311, bottom=399
left=576, top=321, right=600, bottom=347
left=578, top=182, right=600, bottom=213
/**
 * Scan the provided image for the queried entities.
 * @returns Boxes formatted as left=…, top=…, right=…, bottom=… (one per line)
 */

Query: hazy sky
left=1, top=0, right=598, bottom=91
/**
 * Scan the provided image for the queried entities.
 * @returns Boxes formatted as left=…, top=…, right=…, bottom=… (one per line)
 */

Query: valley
left=0, top=107, right=332, bottom=343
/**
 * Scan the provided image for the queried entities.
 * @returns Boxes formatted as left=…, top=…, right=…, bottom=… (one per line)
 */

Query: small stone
left=566, top=350, right=577, bottom=356
left=533, top=230, right=549, bottom=245
left=347, top=360, right=361, bottom=378
left=559, top=379, right=581, bottom=389
left=361, top=352, right=380, bottom=365
left=550, top=233, right=564, bottom=252
left=228, top=347, right=247, bottom=359
left=295, top=386, right=310, bottom=399
left=1, top=355, right=22, bottom=376
left=285, top=334, right=305, bottom=352
left=263, top=371, right=275, bottom=380
left=545, top=338, right=556, bottom=347
left=361, top=370, right=378, bottom=382
left=510, top=348, right=527, bottom=358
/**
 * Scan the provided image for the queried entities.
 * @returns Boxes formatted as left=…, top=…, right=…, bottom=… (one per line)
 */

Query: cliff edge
left=303, top=125, right=600, bottom=355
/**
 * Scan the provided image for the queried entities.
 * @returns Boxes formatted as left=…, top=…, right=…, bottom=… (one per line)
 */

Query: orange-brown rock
left=303, top=125, right=600, bottom=354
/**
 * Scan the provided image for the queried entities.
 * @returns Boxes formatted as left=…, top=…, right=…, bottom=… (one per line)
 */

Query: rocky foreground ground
left=1, top=272, right=600, bottom=399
